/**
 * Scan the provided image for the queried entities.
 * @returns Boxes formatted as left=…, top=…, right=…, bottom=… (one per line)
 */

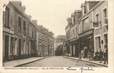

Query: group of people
left=79, top=45, right=108, bottom=64
left=95, top=45, right=108, bottom=64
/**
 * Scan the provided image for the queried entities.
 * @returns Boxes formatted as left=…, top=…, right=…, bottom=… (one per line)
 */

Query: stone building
left=3, top=1, right=54, bottom=61
left=65, top=10, right=82, bottom=57
left=54, top=35, right=66, bottom=56
left=36, top=25, right=54, bottom=57
left=3, top=1, right=37, bottom=61
left=78, top=1, right=100, bottom=58
left=65, top=0, right=108, bottom=59
left=65, top=18, right=72, bottom=55
left=92, top=1, right=108, bottom=54
left=79, top=1, right=108, bottom=58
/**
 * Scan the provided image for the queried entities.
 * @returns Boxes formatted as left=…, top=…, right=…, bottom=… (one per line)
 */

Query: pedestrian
left=81, top=49, right=84, bottom=59
left=94, top=51, right=99, bottom=60
left=88, top=49, right=92, bottom=61
left=79, top=51, right=82, bottom=59
left=104, top=45, right=108, bottom=64
left=99, top=49, right=103, bottom=63
left=91, top=49, right=94, bottom=60
left=83, top=46, right=87, bottom=58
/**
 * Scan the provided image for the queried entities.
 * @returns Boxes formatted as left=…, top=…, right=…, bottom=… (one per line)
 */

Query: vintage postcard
left=0, top=0, right=114, bottom=73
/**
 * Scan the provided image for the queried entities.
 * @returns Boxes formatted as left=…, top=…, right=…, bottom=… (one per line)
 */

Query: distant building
left=54, top=35, right=66, bottom=55
left=36, top=25, right=54, bottom=57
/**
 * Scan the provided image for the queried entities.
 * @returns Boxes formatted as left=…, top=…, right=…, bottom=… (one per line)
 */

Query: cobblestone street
left=20, top=56, right=104, bottom=67
left=2, top=0, right=108, bottom=68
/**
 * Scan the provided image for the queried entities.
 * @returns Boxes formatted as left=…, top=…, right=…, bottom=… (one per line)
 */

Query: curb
left=64, top=56, right=108, bottom=67
left=15, top=57, right=46, bottom=67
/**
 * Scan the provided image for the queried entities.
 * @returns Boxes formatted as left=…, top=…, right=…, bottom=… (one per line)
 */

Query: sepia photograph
left=1, top=0, right=109, bottom=68
left=0, top=0, right=114, bottom=73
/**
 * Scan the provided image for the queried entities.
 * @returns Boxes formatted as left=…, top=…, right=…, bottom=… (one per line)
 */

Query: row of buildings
left=3, top=1, right=54, bottom=61
left=65, top=0, right=108, bottom=59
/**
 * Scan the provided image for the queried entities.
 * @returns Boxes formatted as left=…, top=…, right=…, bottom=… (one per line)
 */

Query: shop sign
left=79, top=30, right=93, bottom=38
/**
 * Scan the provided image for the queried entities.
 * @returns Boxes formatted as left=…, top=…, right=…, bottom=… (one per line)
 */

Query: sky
left=18, top=0, right=85, bottom=37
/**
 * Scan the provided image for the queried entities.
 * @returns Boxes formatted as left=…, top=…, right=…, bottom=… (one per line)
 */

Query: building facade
left=65, top=0, right=108, bottom=60
left=3, top=1, right=38, bottom=61
left=93, top=1, right=108, bottom=54
left=65, top=10, right=82, bottom=57
left=54, top=35, right=66, bottom=56
left=79, top=1, right=108, bottom=58
left=3, top=1, right=54, bottom=61
left=36, top=25, right=54, bottom=57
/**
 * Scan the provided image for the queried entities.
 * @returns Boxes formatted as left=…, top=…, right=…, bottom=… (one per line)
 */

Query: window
left=32, top=27, right=34, bottom=38
left=84, top=6, right=86, bottom=14
left=3, top=11, right=5, bottom=27
left=73, top=29, right=75, bottom=36
left=27, top=24, right=29, bottom=35
left=18, top=17, right=21, bottom=32
left=104, top=34, right=108, bottom=48
left=4, top=35, right=9, bottom=60
left=4, top=7, right=10, bottom=28
left=96, top=14, right=99, bottom=24
left=10, top=37, right=14, bottom=56
left=23, top=21, right=26, bottom=35
left=18, top=39, right=21, bottom=56
left=104, top=9, right=107, bottom=18
left=103, top=8, right=108, bottom=24
left=93, top=14, right=100, bottom=27
left=95, top=37, right=101, bottom=50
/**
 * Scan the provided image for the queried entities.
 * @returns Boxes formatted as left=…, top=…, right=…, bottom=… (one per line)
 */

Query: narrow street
left=20, top=56, right=103, bottom=67
left=2, top=1, right=108, bottom=68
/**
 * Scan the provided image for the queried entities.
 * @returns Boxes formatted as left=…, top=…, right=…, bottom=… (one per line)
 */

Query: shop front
left=65, top=40, right=70, bottom=56
left=79, top=29, right=94, bottom=59
left=69, top=38, right=80, bottom=57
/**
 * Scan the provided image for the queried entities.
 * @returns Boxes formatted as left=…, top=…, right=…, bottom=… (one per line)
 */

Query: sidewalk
left=64, top=56, right=108, bottom=67
left=3, top=57, right=45, bottom=67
